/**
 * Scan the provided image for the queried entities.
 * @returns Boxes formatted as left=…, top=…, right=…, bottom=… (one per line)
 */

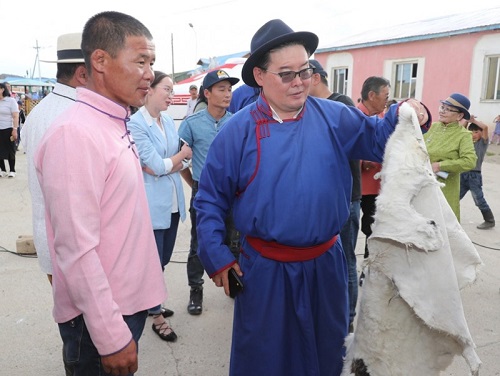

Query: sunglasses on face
left=260, top=67, right=314, bottom=84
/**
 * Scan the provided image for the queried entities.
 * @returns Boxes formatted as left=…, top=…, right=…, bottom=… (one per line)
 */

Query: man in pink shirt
left=35, top=11, right=166, bottom=376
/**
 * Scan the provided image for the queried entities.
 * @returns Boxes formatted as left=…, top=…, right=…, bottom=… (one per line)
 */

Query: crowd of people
left=9, top=9, right=496, bottom=376
left=0, top=82, right=50, bottom=178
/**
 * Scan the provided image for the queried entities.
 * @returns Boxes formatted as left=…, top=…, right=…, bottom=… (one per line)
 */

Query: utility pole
left=32, top=40, right=42, bottom=80
left=189, top=23, right=198, bottom=64
left=171, top=33, right=175, bottom=83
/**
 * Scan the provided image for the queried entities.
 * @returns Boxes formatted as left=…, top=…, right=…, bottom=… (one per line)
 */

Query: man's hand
left=180, top=143, right=192, bottom=160
left=406, top=98, right=429, bottom=126
left=101, top=340, right=138, bottom=375
left=212, top=264, right=243, bottom=297
left=11, top=128, right=18, bottom=141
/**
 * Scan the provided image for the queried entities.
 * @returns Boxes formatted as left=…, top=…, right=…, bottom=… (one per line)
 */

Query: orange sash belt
left=246, top=235, right=338, bottom=262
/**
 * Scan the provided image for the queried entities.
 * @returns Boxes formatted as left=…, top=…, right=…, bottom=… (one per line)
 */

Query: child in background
left=460, top=115, right=495, bottom=229
left=16, top=101, right=25, bottom=151
left=491, top=115, right=500, bottom=145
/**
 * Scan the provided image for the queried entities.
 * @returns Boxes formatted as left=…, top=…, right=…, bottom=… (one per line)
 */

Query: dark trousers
left=187, top=181, right=240, bottom=287
left=339, top=200, right=360, bottom=324
left=460, top=171, right=491, bottom=212
left=150, top=212, right=180, bottom=314
left=360, top=194, right=377, bottom=237
left=16, top=126, right=21, bottom=148
left=58, top=310, right=148, bottom=376
left=187, top=181, right=204, bottom=287
left=0, top=128, right=16, bottom=173
left=154, top=212, right=181, bottom=270
left=360, top=194, right=377, bottom=258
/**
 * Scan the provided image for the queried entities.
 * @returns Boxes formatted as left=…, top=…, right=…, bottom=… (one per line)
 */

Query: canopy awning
left=1, top=78, right=55, bottom=87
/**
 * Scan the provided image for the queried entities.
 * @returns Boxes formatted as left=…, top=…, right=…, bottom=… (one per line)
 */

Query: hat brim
left=40, top=58, right=85, bottom=64
left=440, top=99, right=470, bottom=120
left=204, top=77, right=240, bottom=90
left=242, top=31, right=319, bottom=87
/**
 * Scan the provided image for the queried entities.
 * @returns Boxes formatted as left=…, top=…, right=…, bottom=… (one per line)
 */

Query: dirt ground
left=485, top=141, right=500, bottom=164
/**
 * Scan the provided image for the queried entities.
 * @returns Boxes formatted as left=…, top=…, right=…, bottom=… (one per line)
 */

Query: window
left=332, top=68, right=348, bottom=95
left=485, top=56, right=500, bottom=100
left=393, top=62, right=418, bottom=99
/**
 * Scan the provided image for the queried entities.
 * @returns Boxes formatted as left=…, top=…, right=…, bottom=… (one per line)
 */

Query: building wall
left=470, top=32, right=500, bottom=124
left=315, top=30, right=500, bottom=124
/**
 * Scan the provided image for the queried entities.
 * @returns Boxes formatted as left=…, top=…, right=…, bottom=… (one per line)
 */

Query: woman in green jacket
left=424, top=93, right=477, bottom=221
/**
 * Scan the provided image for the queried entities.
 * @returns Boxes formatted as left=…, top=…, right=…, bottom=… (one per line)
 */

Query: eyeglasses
left=438, top=105, right=460, bottom=114
left=162, top=87, right=175, bottom=96
left=260, top=67, right=314, bottom=84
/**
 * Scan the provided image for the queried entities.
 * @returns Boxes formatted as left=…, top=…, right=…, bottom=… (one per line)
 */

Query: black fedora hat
left=242, top=19, right=318, bottom=87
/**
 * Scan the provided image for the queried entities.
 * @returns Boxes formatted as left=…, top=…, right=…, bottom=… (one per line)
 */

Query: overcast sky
left=1, top=0, right=499, bottom=79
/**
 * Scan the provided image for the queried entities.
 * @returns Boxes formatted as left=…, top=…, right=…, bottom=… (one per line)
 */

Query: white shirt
left=0, top=96, right=18, bottom=130
left=21, top=83, right=77, bottom=274
left=185, top=97, right=197, bottom=117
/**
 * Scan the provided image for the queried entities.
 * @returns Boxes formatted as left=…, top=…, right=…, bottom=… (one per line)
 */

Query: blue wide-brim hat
left=242, top=19, right=319, bottom=87
left=440, top=92, right=471, bottom=120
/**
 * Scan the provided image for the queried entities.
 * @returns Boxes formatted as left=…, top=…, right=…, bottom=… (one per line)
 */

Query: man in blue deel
left=194, top=19, right=430, bottom=376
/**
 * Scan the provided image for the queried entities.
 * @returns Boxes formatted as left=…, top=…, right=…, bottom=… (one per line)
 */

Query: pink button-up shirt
left=35, top=88, right=166, bottom=356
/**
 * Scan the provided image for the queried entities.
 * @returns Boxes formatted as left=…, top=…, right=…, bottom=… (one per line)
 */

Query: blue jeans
left=339, top=200, right=361, bottom=325
left=58, top=310, right=147, bottom=376
left=460, top=171, right=491, bottom=212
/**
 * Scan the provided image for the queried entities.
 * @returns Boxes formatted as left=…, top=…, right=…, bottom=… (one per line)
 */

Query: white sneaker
left=0, top=171, right=7, bottom=178
left=8, top=172, right=16, bottom=178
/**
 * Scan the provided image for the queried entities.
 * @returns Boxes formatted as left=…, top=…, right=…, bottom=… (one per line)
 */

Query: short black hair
left=56, top=63, right=85, bottom=81
left=257, top=41, right=311, bottom=70
left=468, top=123, right=482, bottom=132
left=82, top=11, right=152, bottom=71
left=361, top=76, right=390, bottom=100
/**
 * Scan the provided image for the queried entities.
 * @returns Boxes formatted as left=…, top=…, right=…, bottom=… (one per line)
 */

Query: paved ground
left=1, top=148, right=499, bottom=375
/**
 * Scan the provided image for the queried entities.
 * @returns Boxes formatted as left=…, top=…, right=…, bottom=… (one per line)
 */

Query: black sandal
left=152, top=321, right=177, bottom=342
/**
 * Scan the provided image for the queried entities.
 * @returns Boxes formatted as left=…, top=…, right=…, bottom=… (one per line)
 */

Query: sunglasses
left=260, top=67, right=314, bottom=84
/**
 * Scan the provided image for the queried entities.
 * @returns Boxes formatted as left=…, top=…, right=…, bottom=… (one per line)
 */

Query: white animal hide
left=342, top=103, right=482, bottom=376
left=372, top=103, right=443, bottom=252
